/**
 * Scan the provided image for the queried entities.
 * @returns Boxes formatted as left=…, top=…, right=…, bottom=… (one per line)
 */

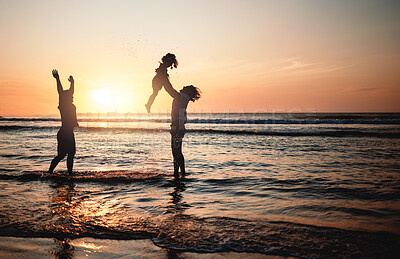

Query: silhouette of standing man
left=48, top=69, right=79, bottom=175
left=162, top=77, right=201, bottom=178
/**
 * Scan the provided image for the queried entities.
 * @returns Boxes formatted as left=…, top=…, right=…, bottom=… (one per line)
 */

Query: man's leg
left=171, top=134, right=184, bottom=178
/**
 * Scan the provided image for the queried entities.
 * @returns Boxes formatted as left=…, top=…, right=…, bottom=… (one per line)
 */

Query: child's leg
left=145, top=89, right=160, bottom=113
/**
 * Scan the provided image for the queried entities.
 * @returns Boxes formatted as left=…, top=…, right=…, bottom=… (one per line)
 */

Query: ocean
left=0, top=113, right=399, bottom=258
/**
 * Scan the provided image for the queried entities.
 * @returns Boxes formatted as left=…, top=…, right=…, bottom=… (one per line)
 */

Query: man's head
left=180, top=85, right=201, bottom=102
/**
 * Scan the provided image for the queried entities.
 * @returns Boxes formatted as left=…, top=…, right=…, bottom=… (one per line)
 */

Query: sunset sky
left=1, top=0, right=399, bottom=116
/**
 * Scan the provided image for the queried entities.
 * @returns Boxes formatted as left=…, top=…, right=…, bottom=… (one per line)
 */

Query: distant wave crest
left=1, top=116, right=400, bottom=125
left=0, top=125, right=399, bottom=138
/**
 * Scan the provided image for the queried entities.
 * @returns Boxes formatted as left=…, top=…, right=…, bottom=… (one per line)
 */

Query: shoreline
left=0, top=236, right=291, bottom=259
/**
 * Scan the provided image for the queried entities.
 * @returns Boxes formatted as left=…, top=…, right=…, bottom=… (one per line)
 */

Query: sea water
left=1, top=113, right=400, bottom=258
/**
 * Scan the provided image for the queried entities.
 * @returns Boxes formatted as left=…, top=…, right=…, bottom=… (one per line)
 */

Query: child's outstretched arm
left=162, top=76, right=180, bottom=99
left=68, top=75, right=74, bottom=95
left=52, top=69, right=63, bottom=94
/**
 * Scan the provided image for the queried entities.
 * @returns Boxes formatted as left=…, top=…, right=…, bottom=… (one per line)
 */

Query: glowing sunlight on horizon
left=92, top=88, right=111, bottom=107
left=76, top=77, right=144, bottom=113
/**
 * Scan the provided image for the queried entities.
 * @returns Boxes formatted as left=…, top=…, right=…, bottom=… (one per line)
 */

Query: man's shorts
left=170, top=124, right=186, bottom=140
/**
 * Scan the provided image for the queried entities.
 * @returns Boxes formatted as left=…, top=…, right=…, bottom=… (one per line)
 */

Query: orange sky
left=1, top=0, right=399, bottom=116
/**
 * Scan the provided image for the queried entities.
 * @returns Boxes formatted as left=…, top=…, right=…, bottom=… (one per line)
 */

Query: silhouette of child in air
left=161, top=77, right=201, bottom=178
left=145, top=53, right=178, bottom=113
left=48, top=69, right=79, bottom=175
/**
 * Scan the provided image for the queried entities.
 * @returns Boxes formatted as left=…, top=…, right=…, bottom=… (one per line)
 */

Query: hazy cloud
left=271, top=58, right=350, bottom=75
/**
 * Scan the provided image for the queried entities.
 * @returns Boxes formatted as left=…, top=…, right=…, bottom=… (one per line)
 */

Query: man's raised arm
left=162, top=77, right=180, bottom=99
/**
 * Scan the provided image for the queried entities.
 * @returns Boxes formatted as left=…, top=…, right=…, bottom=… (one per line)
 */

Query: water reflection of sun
left=75, top=241, right=105, bottom=251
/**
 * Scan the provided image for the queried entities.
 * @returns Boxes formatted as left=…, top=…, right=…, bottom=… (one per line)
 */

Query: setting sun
left=80, top=82, right=141, bottom=113
left=92, top=89, right=111, bottom=105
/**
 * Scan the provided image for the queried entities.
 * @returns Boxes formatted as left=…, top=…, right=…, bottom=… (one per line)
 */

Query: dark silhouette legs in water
left=48, top=153, right=66, bottom=173
left=48, top=129, right=76, bottom=175
left=171, top=135, right=185, bottom=178
left=48, top=152, right=75, bottom=175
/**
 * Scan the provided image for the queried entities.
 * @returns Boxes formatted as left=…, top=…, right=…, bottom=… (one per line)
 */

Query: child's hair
left=181, top=85, right=201, bottom=102
left=162, top=53, right=178, bottom=69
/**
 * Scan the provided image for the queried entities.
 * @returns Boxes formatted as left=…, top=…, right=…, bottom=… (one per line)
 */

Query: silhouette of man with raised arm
left=162, top=77, right=201, bottom=178
left=48, top=69, right=79, bottom=175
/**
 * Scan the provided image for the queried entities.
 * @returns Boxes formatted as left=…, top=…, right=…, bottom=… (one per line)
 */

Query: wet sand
left=0, top=236, right=291, bottom=259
